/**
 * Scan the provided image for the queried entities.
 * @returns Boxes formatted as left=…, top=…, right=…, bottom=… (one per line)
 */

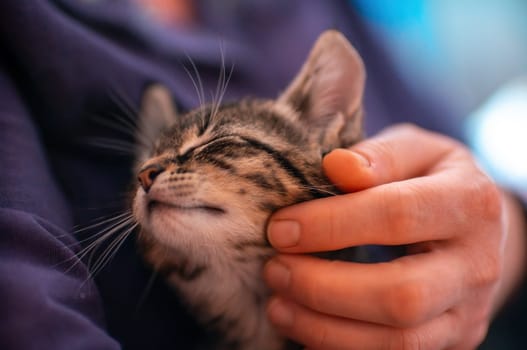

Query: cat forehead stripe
left=239, top=136, right=326, bottom=198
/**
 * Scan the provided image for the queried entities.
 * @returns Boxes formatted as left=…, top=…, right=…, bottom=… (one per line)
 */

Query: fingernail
left=267, top=220, right=300, bottom=248
left=268, top=298, right=294, bottom=328
left=350, top=150, right=370, bottom=167
left=264, top=260, right=291, bottom=291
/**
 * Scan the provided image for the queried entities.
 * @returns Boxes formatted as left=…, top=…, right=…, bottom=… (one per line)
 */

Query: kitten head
left=132, top=30, right=365, bottom=271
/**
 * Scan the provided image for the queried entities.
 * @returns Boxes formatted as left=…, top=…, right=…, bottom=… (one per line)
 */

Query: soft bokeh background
left=353, top=0, right=527, bottom=197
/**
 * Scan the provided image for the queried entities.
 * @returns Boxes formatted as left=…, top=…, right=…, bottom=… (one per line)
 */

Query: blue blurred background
left=353, top=0, right=527, bottom=197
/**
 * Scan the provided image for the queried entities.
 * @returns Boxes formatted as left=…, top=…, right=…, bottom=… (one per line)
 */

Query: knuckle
left=392, top=123, right=422, bottom=135
left=308, top=323, right=330, bottom=349
left=383, top=280, right=429, bottom=327
left=302, top=322, right=329, bottom=349
left=461, top=303, right=492, bottom=349
left=365, top=138, right=395, bottom=165
left=470, top=320, right=490, bottom=348
left=458, top=173, right=504, bottom=289
left=326, top=205, right=342, bottom=247
left=479, top=178, right=503, bottom=222
left=399, top=330, right=423, bottom=350
left=384, top=329, right=423, bottom=350
left=473, top=253, right=501, bottom=288
left=296, top=267, right=325, bottom=310
left=462, top=180, right=504, bottom=288
left=462, top=242, right=501, bottom=289
left=465, top=172, right=503, bottom=223
left=360, top=134, right=400, bottom=174
left=381, top=185, right=418, bottom=244
left=362, top=123, right=424, bottom=181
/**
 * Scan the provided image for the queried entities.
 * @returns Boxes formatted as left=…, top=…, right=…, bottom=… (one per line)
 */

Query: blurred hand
left=264, top=124, right=509, bottom=350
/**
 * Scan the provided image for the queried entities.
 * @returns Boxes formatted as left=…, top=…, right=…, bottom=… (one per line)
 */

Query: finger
left=267, top=296, right=458, bottom=350
left=268, top=167, right=480, bottom=252
left=264, top=252, right=465, bottom=327
left=268, top=124, right=489, bottom=253
left=322, top=124, right=460, bottom=192
left=444, top=296, right=493, bottom=350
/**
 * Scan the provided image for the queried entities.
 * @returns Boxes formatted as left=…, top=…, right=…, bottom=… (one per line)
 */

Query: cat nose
left=138, top=164, right=165, bottom=192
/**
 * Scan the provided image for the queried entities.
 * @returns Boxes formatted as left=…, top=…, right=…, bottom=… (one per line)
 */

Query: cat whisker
left=210, top=47, right=226, bottom=122
left=183, top=54, right=221, bottom=135
left=183, top=53, right=206, bottom=111
left=85, top=112, right=141, bottom=147
left=216, top=64, right=234, bottom=116
left=297, top=184, right=339, bottom=197
left=73, top=218, right=134, bottom=264
left=183, top=64, right=210, bottom=133
left=107, top=111, right=138, bottom=137
left=77, top=200, right=132, bottom=212
left=106, top=111, right=153, bottom=152
left=53, top=211, right=130, bottom=242
left=81, top=92, right=150, bottom=154
left=80, top=222, right=137, bottom=287
left=82, top=216, right=135, bottom=263
left=209, top=44, right=234, bottom=125
left=252, top=179, right=338, bottom=198
left=60, top=212, right=136, bottom=275
left=73, top=211, right=134, bottom=236
left=207, top=48, right=223, bottom=124
left=84, top=137, right=137, bottom=155
left=135, top=268, right=159, bottom=313
left=181, top=47, right=234, bottom=134
left=107, top=88, right=156, bottom=151
left=87, top=222, right=137, bottom=280
left=108, top=87, right=141, bottom=125
left=79, top=110, right=147, bottom=156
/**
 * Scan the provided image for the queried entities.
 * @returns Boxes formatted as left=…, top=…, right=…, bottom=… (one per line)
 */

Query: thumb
left=323, top=124, right=458, bottom=192
left=322, top=148, right=374, bottom=192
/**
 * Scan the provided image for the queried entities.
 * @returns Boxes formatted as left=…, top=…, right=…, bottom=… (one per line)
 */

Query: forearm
left=493, top=191, right=527, bottom=312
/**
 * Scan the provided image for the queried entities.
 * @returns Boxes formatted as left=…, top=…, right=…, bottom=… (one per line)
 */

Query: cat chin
left=133, top=187, right=222, bottom=223
left=146, top=200, right=225, bottom=217
left=136, top=199, right=265, bottom=254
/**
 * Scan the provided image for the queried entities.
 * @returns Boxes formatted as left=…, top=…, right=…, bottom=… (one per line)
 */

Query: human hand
left=264, top=124, right=508, bottom=349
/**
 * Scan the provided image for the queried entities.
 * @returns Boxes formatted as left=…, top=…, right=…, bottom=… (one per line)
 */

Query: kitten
left=132, top=30, right=365, bottom=350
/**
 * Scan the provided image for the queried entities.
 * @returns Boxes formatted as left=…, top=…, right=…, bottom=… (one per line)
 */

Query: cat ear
left=278, top=30, right=366, bottom=150
left=136, top=84, right=177, bottom=162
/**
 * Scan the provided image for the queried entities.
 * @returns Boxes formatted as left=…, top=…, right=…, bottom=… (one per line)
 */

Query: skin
left=264, top=124, right=527, bottom=350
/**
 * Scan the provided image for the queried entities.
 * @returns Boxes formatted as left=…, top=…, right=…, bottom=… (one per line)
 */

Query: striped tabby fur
left=132, top=31, right=365, bottom=350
